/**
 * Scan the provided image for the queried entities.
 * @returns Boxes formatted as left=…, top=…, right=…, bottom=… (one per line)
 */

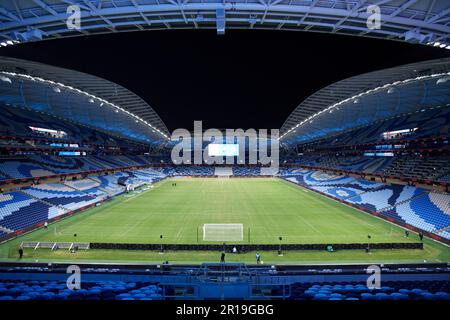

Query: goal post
left=203, top=224, right=244, bottom=242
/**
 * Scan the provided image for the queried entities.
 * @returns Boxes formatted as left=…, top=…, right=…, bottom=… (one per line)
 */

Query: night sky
left=1, top=29, right=448, bottom=132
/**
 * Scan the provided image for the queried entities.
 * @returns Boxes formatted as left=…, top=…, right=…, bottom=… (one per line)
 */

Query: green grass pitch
left=1, top=178, right=449, bottom=264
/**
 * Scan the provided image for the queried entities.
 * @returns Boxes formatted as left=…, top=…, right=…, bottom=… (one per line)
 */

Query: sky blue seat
left=58, top=289, right=72, bottom=294
left=435, top=291, right=448, bottom=296
left=88, top=289, right=101, bottom=295
left=318, top=291, right=331, bottom=295
left=313, top=293, right=329, bottom=300
left=391, top=293, right=408, bottom=300
left=143, top=290, right=156, bottom=295
left=142, top=285, right=158, bottom=290
left=25, top=292, right=40, bottom=297
left=0, top=296, right=13, bottom=300
left=130, top=289, right=142, bottom=294
left=422, top=293, right=435, bottom=300
left=31, top=285, right=43, bottom=289
left=304, top=290, right=316, bottom=296
left=346, top=297, right=359, bottom=300
left=398, top=289, right=410, bottom=294
left=42, top=292, right=56, bottom=297
left=361, top=293, right=375, bottom=300
left=411, top=289, right=427, bottom=295
left=7, top=289, right=23, bottom=295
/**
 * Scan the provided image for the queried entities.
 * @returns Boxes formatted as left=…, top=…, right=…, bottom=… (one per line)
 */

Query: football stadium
left=0, top=0, right=449, bottom=304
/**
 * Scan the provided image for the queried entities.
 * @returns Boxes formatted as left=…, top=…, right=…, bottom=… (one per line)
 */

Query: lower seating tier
left=283, top=169, right=450, bottom=240
left=290, top=280, right=450, bottom=300
left=0, top=191, right=64, bottom=231
left=0, top=279, right=163, bottom=301
left=0, top=169, right=168, bottom=234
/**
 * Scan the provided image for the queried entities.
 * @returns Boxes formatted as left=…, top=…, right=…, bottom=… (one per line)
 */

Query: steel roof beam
left=0, top=2, right=448, bottom=36
left=30, top=0, right=59, bottom=16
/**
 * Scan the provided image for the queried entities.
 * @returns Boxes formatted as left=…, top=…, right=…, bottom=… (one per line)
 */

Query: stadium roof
left=0, top=0, right=448, bottom=46
left=280, top=57, right=450, bottom=146
left=0, top=56, right=170, bottom=144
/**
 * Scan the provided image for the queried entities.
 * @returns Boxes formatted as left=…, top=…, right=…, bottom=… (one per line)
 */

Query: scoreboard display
left=207, top=144, right=239, bottom=156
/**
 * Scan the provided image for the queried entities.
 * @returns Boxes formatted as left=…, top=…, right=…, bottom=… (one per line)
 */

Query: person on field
left=220, top=252, right=225, bottom=263
left=256, top=252, right=261, bottom=264
left=18, top=247, right=23, bottom=259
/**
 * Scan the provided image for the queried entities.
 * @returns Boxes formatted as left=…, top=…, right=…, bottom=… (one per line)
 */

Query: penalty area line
left=122, top=182, right=162, bottom=204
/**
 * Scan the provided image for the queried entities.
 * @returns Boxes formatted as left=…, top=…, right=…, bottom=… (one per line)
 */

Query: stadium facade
left=0, top=1, right=449, bottom=302
left=0, top=54, right=448, bottom=300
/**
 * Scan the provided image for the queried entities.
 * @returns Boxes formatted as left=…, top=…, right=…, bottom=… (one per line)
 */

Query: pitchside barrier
left=89, top=242, right=423, bottom=252
left=21, top=241, right=90, bottom=250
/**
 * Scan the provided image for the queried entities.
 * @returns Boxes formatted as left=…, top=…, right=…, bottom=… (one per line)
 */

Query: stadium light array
left=279, top=71, right=450, bottom=141
left=0, top=71, right=169, bottom=140
left=0, top=40, right=20, bottom=47
left=426, top=41, right=450, bottom=49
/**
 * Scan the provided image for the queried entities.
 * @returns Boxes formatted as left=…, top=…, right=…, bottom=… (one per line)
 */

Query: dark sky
left=1, top=29, right=448, bottom=132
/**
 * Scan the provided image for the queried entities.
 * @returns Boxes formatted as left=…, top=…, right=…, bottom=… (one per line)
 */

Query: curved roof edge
left=0, top=56, right=170, bottom=143
left=280, top=57, right=450, bottom=142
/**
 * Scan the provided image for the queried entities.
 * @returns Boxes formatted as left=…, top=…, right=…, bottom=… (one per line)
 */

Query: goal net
left=203, top=224, right=244, bottom=241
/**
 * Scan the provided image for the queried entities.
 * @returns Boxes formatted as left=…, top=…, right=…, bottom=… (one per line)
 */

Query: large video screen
left=208, top=144, right=239, bottom=156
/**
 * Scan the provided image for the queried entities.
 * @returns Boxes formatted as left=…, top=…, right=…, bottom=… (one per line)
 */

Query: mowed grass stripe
left=0, top=177, right=415, bottom=244
left=1, top=177, right=449, bottom=264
